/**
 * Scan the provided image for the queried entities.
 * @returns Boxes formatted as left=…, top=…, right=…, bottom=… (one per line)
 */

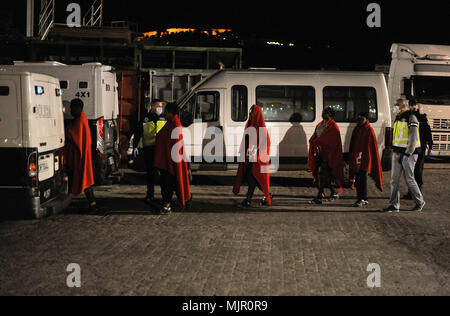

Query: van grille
left=433, top=144, right=450, bottom=151
left=433, top=119, right=450, bottom=129
left=433, top=134, right=450, bottom=142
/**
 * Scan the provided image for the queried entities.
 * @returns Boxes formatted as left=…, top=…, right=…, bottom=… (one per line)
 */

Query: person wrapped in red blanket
left=66, top=99, right=97, bottom=209
left=349, top=112, right=383, bottom=207
left=154, top=102, right=192, bottom=214
left=308, top=107, right=344, bottom=204
left=233, top=105, right=272, bottom=207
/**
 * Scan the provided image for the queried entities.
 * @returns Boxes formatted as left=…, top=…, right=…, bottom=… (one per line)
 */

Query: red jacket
left=349, top=120, right=383, bottom=191
left=308, top=119, right=345, bottom=189
left=67, top=111, right=94, bottom=196
left=154, top=114, right=191, bottom=209
left=233, top=105, right=272, bottom=206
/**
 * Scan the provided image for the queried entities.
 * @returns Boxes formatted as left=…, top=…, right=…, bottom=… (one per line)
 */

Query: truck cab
left=388, top=43, right=450, bottom=156
left=0, top=71, right=71, bottom=219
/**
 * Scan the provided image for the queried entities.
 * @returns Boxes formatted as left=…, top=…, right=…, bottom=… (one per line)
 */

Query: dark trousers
left=414, top=153, right=425, bottom=190
left=160, top=170, right=177, bottom=204
left=355, top=171, right=368, bottom=201
left=143, top=146, right=157, bottom=197
left=84, top=187, right=96, bottom=205
left=316, top=159, right=335, bottom=199
left=245, top=164, right=263, bottom=199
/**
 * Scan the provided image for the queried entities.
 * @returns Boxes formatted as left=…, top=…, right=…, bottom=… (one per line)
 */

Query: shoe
left=382, top=205, right=399, bottom=213
left=160, top=205, right=172, bottom=215
left=353, top=200, right=369, bottom=207
left=402, top=193, right=413, bottom=200
left=240, top=199, right=251, bottom=208
left=309, top=198, right=323, bottom=205
left=411, top=201, right=426, bottom=212
left=261, top=193, right=273, bottom=206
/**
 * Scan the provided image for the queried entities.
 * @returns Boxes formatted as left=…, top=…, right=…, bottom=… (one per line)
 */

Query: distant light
left=267, top=41, right=283, bottom=46
left=289, top=43, right=295, bottom=47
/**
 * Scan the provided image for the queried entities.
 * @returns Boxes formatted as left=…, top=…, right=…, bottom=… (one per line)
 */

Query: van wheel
left=381, top=149, right=393, bottom=171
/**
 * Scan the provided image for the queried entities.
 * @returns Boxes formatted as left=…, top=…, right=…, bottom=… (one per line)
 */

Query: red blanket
left=349, top=121, right=383, bottom=191
left=308, top=119, right=344, bottom=189
left=154, top=114, right=191, bottom=209
left=233, top=105, right=272, bottom=206
left=67, top=111, right=94, bottom=196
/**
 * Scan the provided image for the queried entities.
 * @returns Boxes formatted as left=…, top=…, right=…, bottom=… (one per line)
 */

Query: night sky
left=2, top=0, right=450, bottom=68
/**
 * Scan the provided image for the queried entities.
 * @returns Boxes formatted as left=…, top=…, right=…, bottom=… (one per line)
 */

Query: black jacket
left=414, top=111, right=434, bottom=153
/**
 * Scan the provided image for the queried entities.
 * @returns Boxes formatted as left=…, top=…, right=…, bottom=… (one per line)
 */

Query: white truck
left=2, top=62, right=121, bottom=184
left=0, top=71, right=71, bottom=219
left=388, top=43, right=450, bottom=156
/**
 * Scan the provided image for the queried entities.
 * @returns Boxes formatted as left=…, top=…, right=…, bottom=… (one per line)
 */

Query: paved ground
left=0, top=163, right=449, bottom=296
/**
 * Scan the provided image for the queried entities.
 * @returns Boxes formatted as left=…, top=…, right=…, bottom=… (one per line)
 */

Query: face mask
left=156, top=107, right=163, bottom=116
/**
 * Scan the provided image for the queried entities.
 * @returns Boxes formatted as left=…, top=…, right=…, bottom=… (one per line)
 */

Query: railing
left=83, top=0, right=103, bottom=27
left=38, top=0, right=55, bottom=40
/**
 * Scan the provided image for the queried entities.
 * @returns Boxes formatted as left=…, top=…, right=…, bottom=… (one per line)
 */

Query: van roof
left=13, top=61, right=111, bottom=68
left=391, top=43, right=450, bottom=58
left=0, top=70, right=60, bottom=83
left=217, top=69, right=384, bottom=76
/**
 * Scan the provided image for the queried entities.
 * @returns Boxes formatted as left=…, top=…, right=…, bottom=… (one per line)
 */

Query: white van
left=177, top=70, right=392, bottom=169
left=0, top=71, right=71, bottom=219
left=388, top=43, right=450, bottom=156
left=1, top=62, right=120, bottom=184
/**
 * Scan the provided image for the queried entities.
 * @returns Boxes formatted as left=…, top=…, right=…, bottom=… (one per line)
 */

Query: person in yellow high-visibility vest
left=383, top=99, right=426, bottom=213
left=133, top=99, right=166, bottom=203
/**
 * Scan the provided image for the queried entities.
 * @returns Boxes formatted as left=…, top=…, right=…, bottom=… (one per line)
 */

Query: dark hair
left=358, top=112, right=369, bottom=119
left=70, top=98, right=84, bottom=111
left=408, top=98, right=417, bottom=107
left=323, top=107, right=335, bottom=118
left=165, top=102, right=179, bottom=115
left=151, top=98, right=164, bottom=104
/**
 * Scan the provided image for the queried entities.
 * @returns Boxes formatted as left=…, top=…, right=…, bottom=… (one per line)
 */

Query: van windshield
left=414, top=76, right=450, bottom=105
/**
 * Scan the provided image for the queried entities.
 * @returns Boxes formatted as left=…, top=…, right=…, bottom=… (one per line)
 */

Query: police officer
left=403, top=99, right=434, bottom=199
left=133, top=99, right=166, bottom=203
left=383, top=100, right=426, bottom=213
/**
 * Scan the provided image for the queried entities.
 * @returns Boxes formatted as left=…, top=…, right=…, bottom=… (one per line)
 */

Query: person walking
left=66, top=98, right=97, bottom=210
left=349, top=112, right=383, bottom=207
left=403, top=99, right=433, bottom=200
left=154, top=102, right=192, bottom=214
left=132, top=99, right=166, bottom=203
left=383, top=100, right=426, bottom=212
left=233, top=105, right=273, bottom=207
left=308, top=107, right=344, bottom=204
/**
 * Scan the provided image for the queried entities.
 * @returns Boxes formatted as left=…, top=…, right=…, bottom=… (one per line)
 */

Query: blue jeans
left=389, top=152, right=424, bottom=209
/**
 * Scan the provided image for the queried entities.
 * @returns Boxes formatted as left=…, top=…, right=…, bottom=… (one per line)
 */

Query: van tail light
left=28, top=152, right=38, bottom=187
left=96, top=117, right=105, bottom=157
left=385, top=127, right=393, bottom=150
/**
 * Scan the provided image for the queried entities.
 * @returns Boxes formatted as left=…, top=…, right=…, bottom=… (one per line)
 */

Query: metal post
left=26, top=0, right=34, bottom=38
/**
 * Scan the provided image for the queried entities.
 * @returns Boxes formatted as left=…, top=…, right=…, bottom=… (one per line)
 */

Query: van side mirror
left=403, top=77, right=412, bottom=99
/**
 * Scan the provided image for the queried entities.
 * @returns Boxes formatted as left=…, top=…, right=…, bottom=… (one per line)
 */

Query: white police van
left=177, top=69, right=392, bottom=170
left=2, top=62, right=120, bottom=184
left=0, top=71, right=71, bottom=219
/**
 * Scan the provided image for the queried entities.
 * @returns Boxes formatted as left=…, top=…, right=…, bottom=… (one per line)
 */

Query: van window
left=323, top=87, right=378, bottom=123
left=195, top=92, right=219, bottom=122
left=256, top=86, right=316, bottom=122
left=60, top=81, right=68, bottom=89
left=79, top=81, right=88, bottom=89
left=232, top=85, right=248, bottom=122
left=0, top=86, right=9, bottom=96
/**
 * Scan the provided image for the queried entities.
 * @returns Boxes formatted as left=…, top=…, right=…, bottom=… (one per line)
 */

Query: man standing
left=133, top=99, right=166, bottom=203
left=233, top=105, right=272, bottom=207
left=66, top=99, right=97, bottom=210
left=383, top=100, right=426, bottom=212
left=403, top=99, right=434, bottom=200
left=308, top=107, right=344, bottom=204
left=349, top=113, right=383, bottom=207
